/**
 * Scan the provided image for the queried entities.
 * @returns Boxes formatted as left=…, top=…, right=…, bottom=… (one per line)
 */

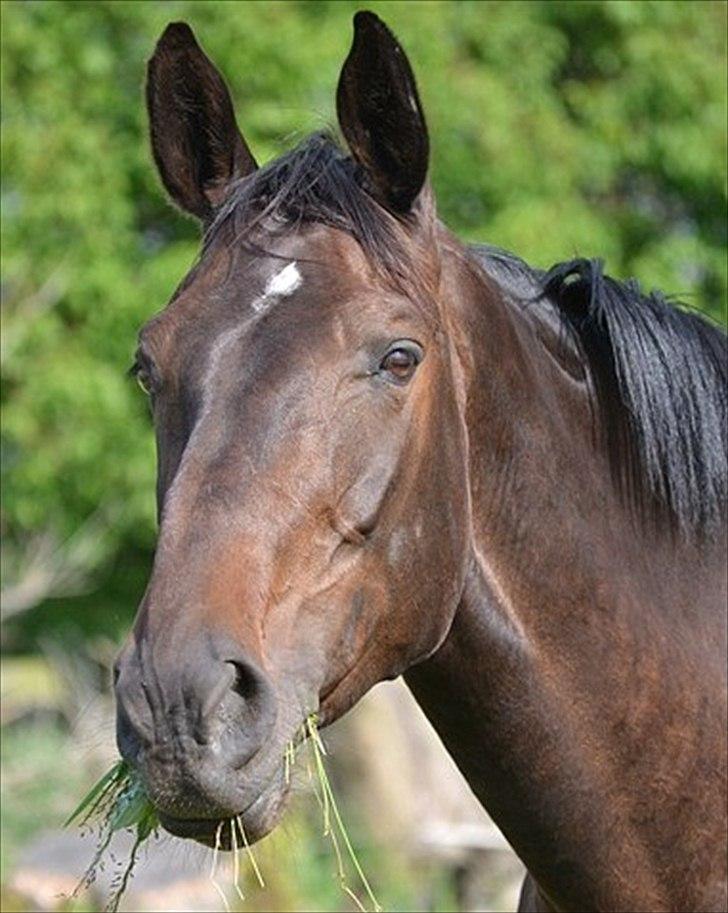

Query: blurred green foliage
left=1, top=0, right=726, bottom=642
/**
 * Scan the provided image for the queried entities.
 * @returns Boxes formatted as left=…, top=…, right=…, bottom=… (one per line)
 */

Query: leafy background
left=1, top=1, right=726, bottom=911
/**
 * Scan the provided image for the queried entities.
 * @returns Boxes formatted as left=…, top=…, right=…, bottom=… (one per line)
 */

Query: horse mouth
left=157, top=812, right=270, bottom=849
left=155, top=760, right=291, bottom=849
left=158, top=812, right=231, bottom=846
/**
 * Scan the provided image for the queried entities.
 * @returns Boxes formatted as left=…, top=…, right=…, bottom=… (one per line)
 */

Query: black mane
left=474, top=246, right=727, bottom=537
left=205, top=132, right=410, bottom=284
left=206, top=132, right=727, bottom=538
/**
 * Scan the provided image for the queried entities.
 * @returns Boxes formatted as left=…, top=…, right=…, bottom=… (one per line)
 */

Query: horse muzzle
left=113, top=630, right=283, bottom=841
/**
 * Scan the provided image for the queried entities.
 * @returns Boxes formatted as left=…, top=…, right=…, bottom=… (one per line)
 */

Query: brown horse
left=114, top=12, right=728, bottom=912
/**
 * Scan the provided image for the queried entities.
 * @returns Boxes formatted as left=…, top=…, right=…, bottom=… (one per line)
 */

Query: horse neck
left=405, top=242, right=727, bottom=912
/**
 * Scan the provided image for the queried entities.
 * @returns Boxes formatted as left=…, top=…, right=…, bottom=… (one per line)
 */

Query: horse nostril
left=212, top=657, right=277, bottom=769
left=227, top=659, right=259, bottom=703
left=198, top=662, right=237, bottom=721
left=112, top=636, right=277, bottom=783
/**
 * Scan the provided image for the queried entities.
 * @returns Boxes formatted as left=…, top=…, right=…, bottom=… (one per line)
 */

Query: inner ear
left=336, top=11, right=429, bottom=215
left=146, top=22, right=257, bottom=223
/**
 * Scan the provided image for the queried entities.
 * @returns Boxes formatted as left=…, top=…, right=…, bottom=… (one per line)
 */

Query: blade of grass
left=237, top=814, right=265, bottom=888
left=106, top=830, right=143, bottom=913
left=307, top=717, right=367, bottom=911
left=309, top=759, right=346, bottom=880
left=343, top=883, right=369, bottom=913
left=284, top=739, right=297, bottom=785
left=307, top=721, right=331, bottom=836
left=64, top=761, right=127, bottom=827
left=320, top=766, right=382, bottom=913
left=209, top=820, right=231, bottom=913
left=230, top=818, right=246, bottom=902
left=71, top=823, right=116, bottom=900
left=67, top=760, right=161, bottom=913
left=306, top=714, right=383, bottom=913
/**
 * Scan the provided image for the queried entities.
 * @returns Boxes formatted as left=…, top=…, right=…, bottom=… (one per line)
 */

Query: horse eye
left=379, top=343, right=422, bottom=382
left=132, top=365, right=154, bottom=396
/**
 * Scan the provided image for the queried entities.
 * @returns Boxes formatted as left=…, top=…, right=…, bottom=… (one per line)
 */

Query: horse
left=113, top=12, right=728, bottom=912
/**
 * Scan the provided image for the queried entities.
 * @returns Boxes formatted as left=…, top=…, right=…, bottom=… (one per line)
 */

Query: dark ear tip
left=352, top=11, right=403, bottom=54
left=352, top=10, right=389, bottom=34
left=353, top=10, right=379, bottom=27
left=157, top=21, right=197, bottom=50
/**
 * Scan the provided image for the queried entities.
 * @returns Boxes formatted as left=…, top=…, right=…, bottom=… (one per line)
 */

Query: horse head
left=114, top=13, right=470, bottom=846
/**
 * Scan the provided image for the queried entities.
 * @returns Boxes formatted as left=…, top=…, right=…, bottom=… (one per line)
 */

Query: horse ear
left=146, top=22, right=257, bottom=223
left=336, top=11, right=429, bottom=215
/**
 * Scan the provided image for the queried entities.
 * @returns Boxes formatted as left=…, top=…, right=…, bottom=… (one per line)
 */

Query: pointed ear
left=336, top=11, right=429, bottom=215
left=146, top=22, right=257, bottom=223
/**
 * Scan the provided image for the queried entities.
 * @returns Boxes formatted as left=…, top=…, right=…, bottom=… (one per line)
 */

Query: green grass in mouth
left=66, top=715, right=382, bottom=912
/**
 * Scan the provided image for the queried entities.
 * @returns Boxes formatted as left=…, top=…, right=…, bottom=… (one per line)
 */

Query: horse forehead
left=140, top=258, right=304, bottom=350
left=251, top=261, right=303, bottom=314
left=139, top=227, right=391, bottom=364
left=265, top=261, right=302, bottom=297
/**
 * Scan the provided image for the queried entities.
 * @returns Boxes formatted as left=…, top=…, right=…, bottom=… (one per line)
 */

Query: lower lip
left=156, top=766, right=287, bottom=846
left=157, top=812, right=226, bottom=844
